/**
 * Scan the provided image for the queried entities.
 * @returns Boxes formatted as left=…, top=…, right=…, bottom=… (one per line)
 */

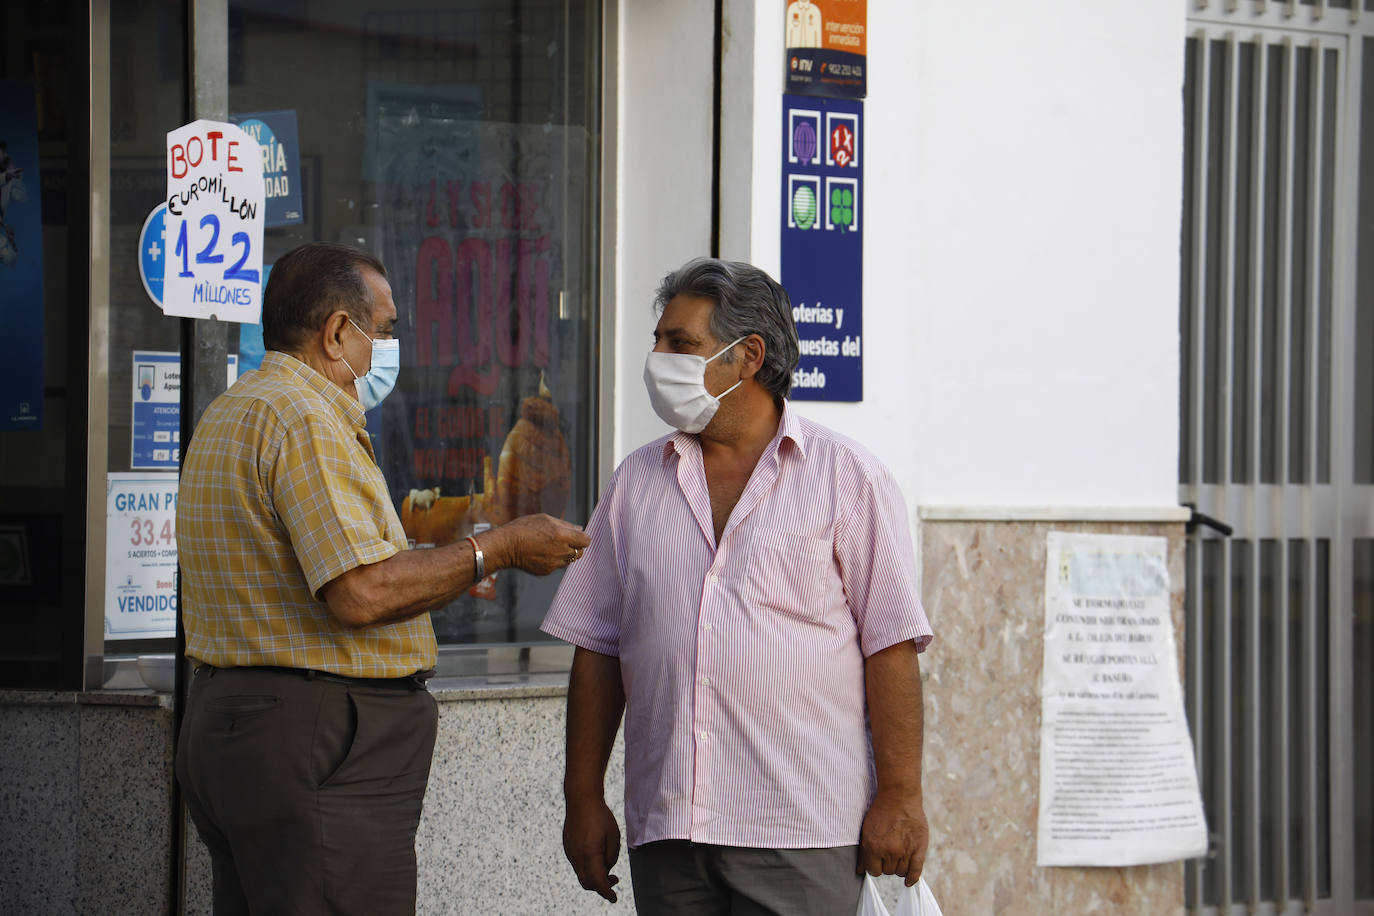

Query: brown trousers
left=175, top=666, right=438, bottom=915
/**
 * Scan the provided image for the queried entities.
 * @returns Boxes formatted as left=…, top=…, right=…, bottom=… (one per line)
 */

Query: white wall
left=620, top=0, right=1186, bottom=510
left=613, top=1, right=717, bottom=459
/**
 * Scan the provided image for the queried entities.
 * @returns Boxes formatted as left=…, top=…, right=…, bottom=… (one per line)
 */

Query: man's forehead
left=363, top=271, right=398, bottom=324
left=657, top=294, right=715, bottom=331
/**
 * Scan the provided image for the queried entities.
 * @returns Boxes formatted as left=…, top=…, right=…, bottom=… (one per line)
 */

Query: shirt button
left=700, top=676, right=711, bottom=686
left=703, top=622, right=713, bottom=631
left=700, top=731, right=708, bottom=741
left=709, top=573, right=719, bottom=584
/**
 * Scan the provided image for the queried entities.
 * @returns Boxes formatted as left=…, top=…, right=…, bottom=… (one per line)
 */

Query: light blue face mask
left=341, top=318, right=400, bottom=410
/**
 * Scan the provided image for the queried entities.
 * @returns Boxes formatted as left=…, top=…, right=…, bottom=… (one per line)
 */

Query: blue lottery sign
left=138, top=203, right=168, bottom=306
left=231, top=110, right=303, bottom=227
left=780, top=93, right=863, bottom=401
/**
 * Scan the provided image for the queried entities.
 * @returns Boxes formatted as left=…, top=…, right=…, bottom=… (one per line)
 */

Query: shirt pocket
left=746, top=530, right=833, bottom=622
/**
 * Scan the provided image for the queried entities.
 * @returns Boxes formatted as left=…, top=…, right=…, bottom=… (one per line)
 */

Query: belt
left=197, top=664, right=433, bottom=691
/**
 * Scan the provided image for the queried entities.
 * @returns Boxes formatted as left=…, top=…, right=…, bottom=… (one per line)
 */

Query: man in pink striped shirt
left=543, top=257, right=933, bottom=914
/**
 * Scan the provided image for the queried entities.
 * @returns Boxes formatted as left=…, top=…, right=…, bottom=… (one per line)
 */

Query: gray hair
left=653, top=257, right=799, bottom=398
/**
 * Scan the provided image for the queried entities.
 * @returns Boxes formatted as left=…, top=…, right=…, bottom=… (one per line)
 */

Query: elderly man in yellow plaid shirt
left=175, top=241, right=589, bottom=915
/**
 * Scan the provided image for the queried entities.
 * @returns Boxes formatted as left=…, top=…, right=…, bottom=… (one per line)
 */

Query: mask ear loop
left=340, top=317, right=372, bottom=380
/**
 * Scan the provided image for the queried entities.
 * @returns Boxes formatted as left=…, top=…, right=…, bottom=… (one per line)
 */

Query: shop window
left=226, top=0, right=601, bottom=660
left=96, top=1, right=600, bottom=680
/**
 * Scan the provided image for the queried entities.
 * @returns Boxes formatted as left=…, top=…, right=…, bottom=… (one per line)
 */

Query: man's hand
left=563, top=796, right=622, bottom=902
left=858, top=790, right=929, bottom=887
left=485, top=514, right=591, bottom=576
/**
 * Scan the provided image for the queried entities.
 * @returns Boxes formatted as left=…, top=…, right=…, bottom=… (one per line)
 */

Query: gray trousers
left=175, top=665, right=438, bottom=915
left=629, top=840, right=864, bottom=915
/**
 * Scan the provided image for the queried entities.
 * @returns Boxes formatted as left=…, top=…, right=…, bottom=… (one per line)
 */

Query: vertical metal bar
left=1247, top=39, right=1269, bottom=907
left=1303, top=45, right=1325, bottom=908
left=1194, top=31, right=1213, bottom=488
left=1277, top=532, right=1292, bottom=907
left=1222, top=32, right=1239, bottom=492
left=85, top=0, right=112, bottom=693
left=1252, top=34, right=1268, bottom=494
left=1276, top=35, right=1299, bottom=910
left=1188, top=538, right=1207, bottom=909
left=1303, top=538, right=1320, bottom=910
left=1307, top=38, right=1325, bottom=494
left=176, top=9, right=229, bottom=916
left=1219, top=539, right=1235, bottom=911
left=1328, top=31, right=1359, bottom=916
left=1277, top=36, right=1296, bottom=491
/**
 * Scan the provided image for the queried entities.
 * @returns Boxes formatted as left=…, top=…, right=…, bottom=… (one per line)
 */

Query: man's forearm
left=320, top=514, right=588, bottom=629
left=320, top=536, right=481, bottom=628
left=564, top=646, right=625, bottom=801
left=865, top=640, right=925, bottom=797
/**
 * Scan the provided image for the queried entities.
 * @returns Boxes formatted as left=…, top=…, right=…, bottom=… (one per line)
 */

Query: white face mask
left=643, top=337, right=745, bottom=433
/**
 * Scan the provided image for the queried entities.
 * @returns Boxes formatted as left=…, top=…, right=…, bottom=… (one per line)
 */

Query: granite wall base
left=918, top=518, right=1189, bottom=915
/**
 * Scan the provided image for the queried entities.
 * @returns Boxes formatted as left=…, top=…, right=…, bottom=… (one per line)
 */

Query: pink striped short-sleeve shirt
left=541, top=402, right=933, bottom=849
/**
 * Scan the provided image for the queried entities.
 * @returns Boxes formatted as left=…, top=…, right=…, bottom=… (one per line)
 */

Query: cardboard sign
left=163, top=120, right=264, bottom=323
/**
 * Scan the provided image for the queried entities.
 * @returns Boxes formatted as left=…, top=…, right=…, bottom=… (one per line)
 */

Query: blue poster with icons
left=0, top=81, right=45, bottom=429
left=780, top=93, right=862, bottom=401
left=230, top=109, right=303, bottom=227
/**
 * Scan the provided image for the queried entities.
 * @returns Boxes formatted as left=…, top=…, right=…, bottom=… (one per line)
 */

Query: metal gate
left=1179, top=2, right=1372, bottom=913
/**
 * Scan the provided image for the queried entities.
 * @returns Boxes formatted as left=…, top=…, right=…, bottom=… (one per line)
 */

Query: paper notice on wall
left=1036, top=532, right=1208, bottom=866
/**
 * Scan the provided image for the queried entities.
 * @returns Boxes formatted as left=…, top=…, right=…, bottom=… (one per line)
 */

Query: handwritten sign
left=163, top=119, right=264, bottom=323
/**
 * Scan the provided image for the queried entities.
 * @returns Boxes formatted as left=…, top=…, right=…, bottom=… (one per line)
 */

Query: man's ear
left=319, top=310, right=351, bottom=361
left=740, top=334, right=767, bottom=380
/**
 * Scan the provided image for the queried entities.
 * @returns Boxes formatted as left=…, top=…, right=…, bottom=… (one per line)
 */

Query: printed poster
left=230, top=110, right=303, bottom=227
left=0, top=80, right=45, bottom=430
left=785, top=0, right=867, bottom=99
left=130, top=350, right=238, bottom=469
left=105, top=472, right=180, bottom=640
left=780, top=93, right=863, bottom=401
left=1037, top=532, right=1208, bottom=866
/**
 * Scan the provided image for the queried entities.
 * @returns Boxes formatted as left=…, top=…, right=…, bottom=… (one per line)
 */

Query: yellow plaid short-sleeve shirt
left=178, top=351, right=435, bottom=677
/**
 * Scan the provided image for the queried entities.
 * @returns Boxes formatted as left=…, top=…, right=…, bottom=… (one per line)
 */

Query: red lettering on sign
left=170, top=145, right=188, bottom=179
left=416, top=236, right=454, bottom=367
left=227, top=140, right=241, bottom=172
left=425, top=180, right=441, bottom=228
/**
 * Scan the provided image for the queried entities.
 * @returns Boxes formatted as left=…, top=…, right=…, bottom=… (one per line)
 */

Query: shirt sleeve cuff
left=861, top=627, right=934, bottom=659
left=540, top=621, right=620, bottom=657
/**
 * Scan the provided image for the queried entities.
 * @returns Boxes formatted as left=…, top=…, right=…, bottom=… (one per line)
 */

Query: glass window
left=226, top=0, right=602, bottom=657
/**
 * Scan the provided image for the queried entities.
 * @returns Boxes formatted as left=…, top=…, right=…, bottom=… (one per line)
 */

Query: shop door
left=1178, top=3, right=1373, bottom=913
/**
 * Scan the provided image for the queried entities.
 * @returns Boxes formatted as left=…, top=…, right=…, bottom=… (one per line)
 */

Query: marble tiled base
left=0, top=693, right=173, bottom=915
left=919, top=519, right=1188, bottom=916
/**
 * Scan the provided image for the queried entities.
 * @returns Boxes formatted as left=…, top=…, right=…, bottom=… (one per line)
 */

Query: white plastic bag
left=855, top=874, right=944, bottom=916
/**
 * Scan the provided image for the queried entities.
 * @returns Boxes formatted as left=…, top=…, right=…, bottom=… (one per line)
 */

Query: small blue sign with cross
left=138, top=203, right=168, bottom=306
